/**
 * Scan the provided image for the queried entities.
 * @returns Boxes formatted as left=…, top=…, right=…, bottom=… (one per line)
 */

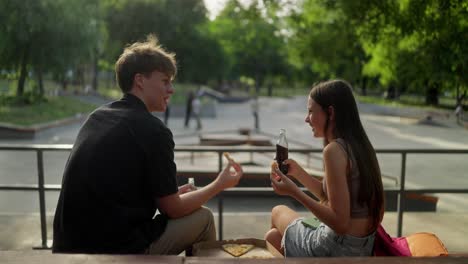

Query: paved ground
left=0, top=95, right=467, bottom=252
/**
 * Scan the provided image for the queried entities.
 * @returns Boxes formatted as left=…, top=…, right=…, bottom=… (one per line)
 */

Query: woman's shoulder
left=323, top=140, right=348, bottom=160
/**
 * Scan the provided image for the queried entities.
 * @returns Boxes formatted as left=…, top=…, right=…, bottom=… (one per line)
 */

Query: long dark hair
left=310, top=80, right=384, bottom=230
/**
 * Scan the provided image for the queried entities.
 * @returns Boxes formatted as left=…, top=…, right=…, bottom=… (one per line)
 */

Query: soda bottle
left=276, top=128, right=289, bottom=174
left=188, top=177, right=195, bottom=187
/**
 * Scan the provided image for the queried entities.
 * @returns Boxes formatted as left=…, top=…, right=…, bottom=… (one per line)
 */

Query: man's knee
left=193, top=207, right=214, bottom=225
left=190, top=207, right=216, bottom=241
left=190, top=207, right=215, bottom=236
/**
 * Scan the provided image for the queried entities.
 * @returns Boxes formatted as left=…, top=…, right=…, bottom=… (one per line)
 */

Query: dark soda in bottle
left=276, top=128, right=289, bottom=174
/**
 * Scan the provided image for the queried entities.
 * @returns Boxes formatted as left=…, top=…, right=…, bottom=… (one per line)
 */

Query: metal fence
left=0, top=144, right=467, bottom=249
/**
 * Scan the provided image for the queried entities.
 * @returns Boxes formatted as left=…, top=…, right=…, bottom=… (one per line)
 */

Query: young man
left=52, top=35, right=243, bottom=254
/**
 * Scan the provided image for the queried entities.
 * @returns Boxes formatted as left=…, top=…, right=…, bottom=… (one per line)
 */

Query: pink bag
left=374, top=225, right=411, bottom=256
left=374, top=225, right=448, bottom=257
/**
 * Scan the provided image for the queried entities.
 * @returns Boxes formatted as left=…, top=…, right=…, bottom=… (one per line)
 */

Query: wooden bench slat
left=1, top=252, right=467, bottom=264
left=0, top=251, right=183, bottom=264
left=185, top=256, right=468, bottom=264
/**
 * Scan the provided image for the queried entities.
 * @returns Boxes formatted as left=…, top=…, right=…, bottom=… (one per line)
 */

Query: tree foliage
left=210, top=0, right=289, bottom=93
left=287, top=0, right=368, bottom=86
left=103, top=0, right=225, bottom=83
left=0, top=0, right=101, bottom=99
left=0, top=0, right=467, bottom=105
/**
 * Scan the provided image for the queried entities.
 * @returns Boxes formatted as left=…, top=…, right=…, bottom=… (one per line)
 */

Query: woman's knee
left=265, top=228, right=284, bottom=254
left=271, top=205, right=292, bottom=219
left=264, top=228, right=281, bottom=241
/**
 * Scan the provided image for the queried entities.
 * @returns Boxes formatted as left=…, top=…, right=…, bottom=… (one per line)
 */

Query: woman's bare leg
left=265, top=228, right=284, bottom=255
left=271, top=205, right=300, bottom=234
left=264, top=205, right=300, bottom=254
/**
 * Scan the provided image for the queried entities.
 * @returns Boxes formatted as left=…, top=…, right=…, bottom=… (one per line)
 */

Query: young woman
left=265, top=80, right=384, bottom=257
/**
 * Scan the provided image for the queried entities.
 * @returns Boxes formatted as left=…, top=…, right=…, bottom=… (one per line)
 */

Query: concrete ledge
left=358, top=103, right=453, bottom=120
left=0, top=115, right=86, bottom=139
left=0, top=251, right=183, bottom=263
left=199, top=134, right=273, bottom=146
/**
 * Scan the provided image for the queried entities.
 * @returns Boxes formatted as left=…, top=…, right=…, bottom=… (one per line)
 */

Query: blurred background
left=0, top=0, right=467, bottom=126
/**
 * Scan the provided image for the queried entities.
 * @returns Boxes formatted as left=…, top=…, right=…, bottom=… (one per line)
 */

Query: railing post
left=217, top=151, right=223, bottom=241
left=397, top=152, right=407, bottom=237
left=36, top=150, right=49, bottom=249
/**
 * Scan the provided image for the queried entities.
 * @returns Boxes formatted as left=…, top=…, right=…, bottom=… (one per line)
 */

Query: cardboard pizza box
left=192, top=238, right=283, bottom=258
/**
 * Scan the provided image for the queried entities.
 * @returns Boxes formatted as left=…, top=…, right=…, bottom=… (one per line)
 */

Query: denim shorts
left=281, top=217, right=375, bottom=257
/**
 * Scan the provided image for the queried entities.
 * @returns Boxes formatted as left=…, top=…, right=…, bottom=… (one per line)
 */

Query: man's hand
left=215, top=159, right=243, bottom=190
left=178, top=183, right=197, bottom=195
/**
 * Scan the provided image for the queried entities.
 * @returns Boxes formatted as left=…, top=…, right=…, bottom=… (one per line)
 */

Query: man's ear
left=134, top=73, right=144, bottom=90
left=328, top=106, right=335, bottom=120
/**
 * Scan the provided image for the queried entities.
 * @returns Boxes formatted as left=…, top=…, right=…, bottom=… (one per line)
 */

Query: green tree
left=0, top=0, right=102, bottom=99
left=103, top=0, right=226, bottom=84
left=398, top=0, right=468, bottom=104
left=211, top=0, right=289, bottom=94
left=287, top=0, right=369, bottom=89
left=325, top=0, right=468, bottom=104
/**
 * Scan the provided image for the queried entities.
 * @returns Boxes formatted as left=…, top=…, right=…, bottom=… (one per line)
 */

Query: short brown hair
left=115, top=34, right=177, bottom=93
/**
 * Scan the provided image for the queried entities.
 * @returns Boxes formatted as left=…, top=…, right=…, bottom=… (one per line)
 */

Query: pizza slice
left=271, top=161, right=281, bottom=181
left=222, top=243, right=255, bottom=257
left=223, top=152, right=235, bottom=163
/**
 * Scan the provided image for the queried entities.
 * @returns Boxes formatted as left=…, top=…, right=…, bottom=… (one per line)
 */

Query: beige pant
left=148, top=207, right=216, bottom=255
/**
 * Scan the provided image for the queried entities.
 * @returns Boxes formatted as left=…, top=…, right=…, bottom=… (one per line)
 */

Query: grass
left=0, top=96, right=96, bottom=126
left=97, top=86, right=122, bottom=100
left=356, top=95, right=423, bottom=108
left=356, top=94, right=462, bottom=111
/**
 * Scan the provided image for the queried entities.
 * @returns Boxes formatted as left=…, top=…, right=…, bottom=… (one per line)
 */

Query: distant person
left=53, top=35, right=243, bottom=255
left=455, top=103, right=463, bottom=125
left=266, top=80, right=384, bottom=257
left=455, top=91, right=466, bottom=125
left=251, top=96, right=259, bottom=132
left=184, top=90, right=195, bottom=128
left=192, top=94, right=202, bottom=130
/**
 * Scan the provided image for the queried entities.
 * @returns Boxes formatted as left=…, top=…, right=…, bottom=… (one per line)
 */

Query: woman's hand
left=215, top=160, right=243, bottom=190
left=282, top=159, right=306, bottom=179
left=270, top=165, right=301, bottom=198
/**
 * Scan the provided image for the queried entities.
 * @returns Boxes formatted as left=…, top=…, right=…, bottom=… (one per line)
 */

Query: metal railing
left=0, top=144, right=467, bottom=249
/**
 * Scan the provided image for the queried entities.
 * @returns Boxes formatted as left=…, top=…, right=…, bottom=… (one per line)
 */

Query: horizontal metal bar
left=374, top=149, right=468, bottom=154
left=0, top=184, right=61, bottom=191
left=0, top=144, right=73, bottom=151
left=223, top=188, right=468, bottom=196
left=1, top=144, right=468, bottom=154
left=3, top=184, right=465, bottom=196
left=385, top=188, right=468, bottom=194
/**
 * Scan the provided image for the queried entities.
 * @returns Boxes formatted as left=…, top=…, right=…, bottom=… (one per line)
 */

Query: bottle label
left=276, top=144, right=289, bottom=174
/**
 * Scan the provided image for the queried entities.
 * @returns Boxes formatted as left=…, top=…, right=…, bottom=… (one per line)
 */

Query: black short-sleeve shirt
left=52, top=93, right=178, bottom=254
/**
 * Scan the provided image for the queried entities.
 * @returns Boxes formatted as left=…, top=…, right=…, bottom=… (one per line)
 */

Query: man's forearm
left=176, top=180, right=222, bottom=216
